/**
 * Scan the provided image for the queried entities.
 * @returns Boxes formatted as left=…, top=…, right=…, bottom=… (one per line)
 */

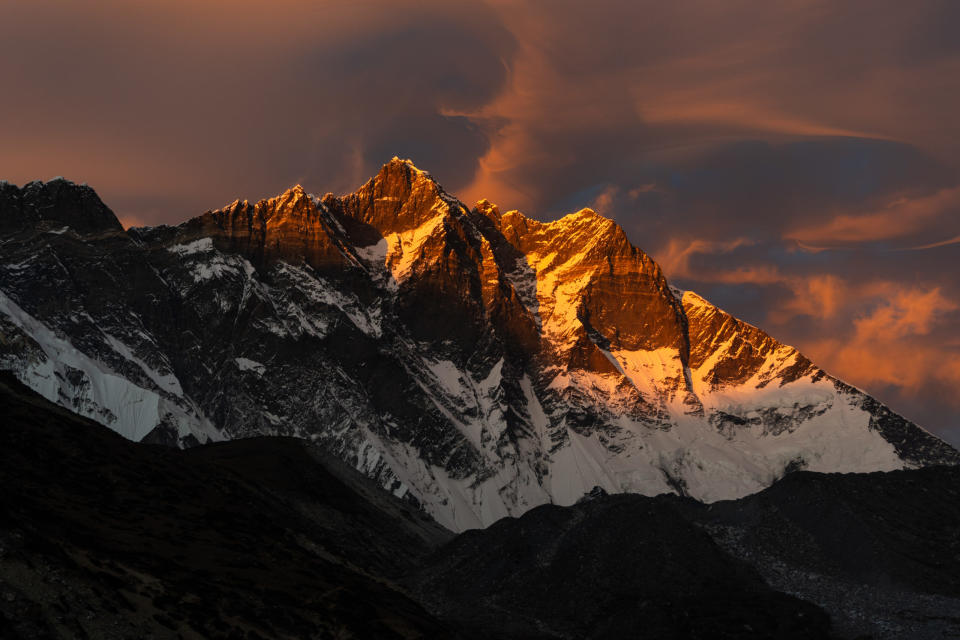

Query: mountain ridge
left=0, top=159, right=956, bottom=531
left=5, top=369, right=960, bottom=639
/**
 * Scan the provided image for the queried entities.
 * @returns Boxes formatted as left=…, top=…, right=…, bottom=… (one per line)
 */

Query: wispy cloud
left=904, top=234, right=960, bottom=251
left=786, top=187, right=960, bottom=248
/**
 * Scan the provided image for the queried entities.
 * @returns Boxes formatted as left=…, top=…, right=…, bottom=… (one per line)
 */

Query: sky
left=2, top=0, right=958, bottom=445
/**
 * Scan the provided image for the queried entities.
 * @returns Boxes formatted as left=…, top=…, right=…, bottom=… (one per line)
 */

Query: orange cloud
left=654, top=237, right=757, bottom=280
left=588, top=186, right=618, bottom=216
left=652, top=240, right=842, bottom=321
left=587, top=183, right=661, bottom=217
left=787, top=186, right=960, bottom=247
left=639, top=100, right=885, bottom=140
left=803, top=288, right=960, bottom=397
left=905, top=234, right=960, bottom=251
left=809, top=340, right=960, bottom=404
left=853, top=288, right=957, bottom=340
left=777, top=274, right=847, bottom=321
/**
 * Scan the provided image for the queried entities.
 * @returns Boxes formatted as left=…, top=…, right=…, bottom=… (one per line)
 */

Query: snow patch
left=356, top=238, right=388, bottom=265
left=168, top=237, right=213, bottom=256
left=275, top=262, right=383, bottom=337
left=384, top=215, right=445, bottom=281
left=425, top=359, right=466, bottom=397
left=234, top=357, right=266, bottom=376
left=0, top=288, right=216, bottom=444
left=103, top=332, right=184, bottom=396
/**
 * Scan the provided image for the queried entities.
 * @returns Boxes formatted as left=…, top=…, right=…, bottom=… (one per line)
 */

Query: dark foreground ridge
left=0, top=373, right=453, bottom=638
left=0, top=373, right=826, bottom=639
left=685, top=465, right=960, bottom=638
left=3, top=374, right=959, bottom=638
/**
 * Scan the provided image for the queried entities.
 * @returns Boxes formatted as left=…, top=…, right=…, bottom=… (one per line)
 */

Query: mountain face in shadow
left=3, top=374, right=959, bottom=638
left=0, top=374, right=832, bottom=639
left=0, top=373, right=454, bottom=638
left=1, top=162, right=955, bottom=533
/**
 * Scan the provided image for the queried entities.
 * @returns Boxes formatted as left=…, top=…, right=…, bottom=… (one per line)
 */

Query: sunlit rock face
left=179, top=185, right=350, bottom=270
left=1, top=159, right=957, bottom=532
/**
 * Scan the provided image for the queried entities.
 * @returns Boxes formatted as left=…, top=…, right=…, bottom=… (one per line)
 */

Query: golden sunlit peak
left=552, top=207, right=607, bottom=227
left=475, top=198, right=501, bottom=221
left=387, top=156, right=428, bottom=176
left=248, top=184, right=313, bottom=212
left=274, top=184, right=311, bottom=203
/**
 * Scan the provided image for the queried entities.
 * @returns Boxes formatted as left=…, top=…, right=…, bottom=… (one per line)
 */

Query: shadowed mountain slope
left=0, top=372, right=455, bottom=639
left=682, top=466, right=960, bottom=638
left=3, top=372, right=958, bottom=638
left=0, top=373, right=837, bottom=639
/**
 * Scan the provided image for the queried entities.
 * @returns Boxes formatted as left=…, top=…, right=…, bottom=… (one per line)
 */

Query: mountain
left=0, top=372, right=456, bottom=639
left=0, top=163, right=957, bottom=531
left=4, top=372, right=958, bottom=639
left=0, top=372, right=833, bottom=639
left=683, top=466, right=960, bottom=639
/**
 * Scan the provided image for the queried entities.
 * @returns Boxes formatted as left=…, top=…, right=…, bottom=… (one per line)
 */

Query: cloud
left=776, top=275, right=849, bottom=322
left=853, top=288, right=958, bottom=341
left=906, top=234, right=960, bottom=251
left=457, top=0, right=960, bottom=215
left=0, top=0, right=514, bottom=223
left=655, top=238, right=757, bottom=281
left=803, top=287, right=960, bottom=403
left=787, top=186, right=960, bottom=248
left=639, top=101, right=886, bottom=140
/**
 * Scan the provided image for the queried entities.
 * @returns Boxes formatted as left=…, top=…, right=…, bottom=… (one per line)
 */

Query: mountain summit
left=0, top=160, right=956, bottom=530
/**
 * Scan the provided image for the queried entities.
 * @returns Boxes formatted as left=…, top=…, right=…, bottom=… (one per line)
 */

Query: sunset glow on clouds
left=1, top=0, right=958, bottom=442
left=786, top=186, right=960, bottom=248
left=804, top=287, right=960, bottom=420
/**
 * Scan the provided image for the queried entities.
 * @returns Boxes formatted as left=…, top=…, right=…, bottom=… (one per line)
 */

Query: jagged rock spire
left=339, top=157, right=465, bottom=237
